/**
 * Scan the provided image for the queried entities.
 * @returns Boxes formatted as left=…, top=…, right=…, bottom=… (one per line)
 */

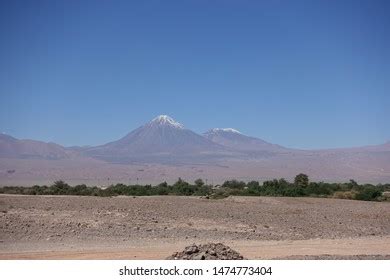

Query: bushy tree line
left=221, top=174, right=388, bottom=201
left=0, top=174, right=389, bottom=202
left=0, top=178, right=212, bottom=197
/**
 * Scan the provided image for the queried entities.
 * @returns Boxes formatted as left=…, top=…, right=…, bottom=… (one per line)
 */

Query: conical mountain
left=203, top=128, right=286, bottom=152
left=85, top=115, right=229, bottom=163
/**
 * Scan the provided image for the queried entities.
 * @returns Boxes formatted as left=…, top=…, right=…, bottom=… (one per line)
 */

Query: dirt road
left=1, top=236, right=390, bottom=260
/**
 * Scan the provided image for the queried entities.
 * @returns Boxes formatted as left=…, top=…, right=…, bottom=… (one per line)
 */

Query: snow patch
left=211, top=128, right=241, bottom=134
left=151, top=115, right=184, bottom=129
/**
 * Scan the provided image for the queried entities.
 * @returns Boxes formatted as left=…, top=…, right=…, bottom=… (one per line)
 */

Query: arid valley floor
left=0, top=195, right=389, bottom=259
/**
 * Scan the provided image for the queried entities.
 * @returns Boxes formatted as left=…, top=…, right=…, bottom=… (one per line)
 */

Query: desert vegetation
left=0, top=174, right=389, bottom=202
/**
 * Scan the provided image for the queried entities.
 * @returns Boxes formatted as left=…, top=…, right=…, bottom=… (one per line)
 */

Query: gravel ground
left=0, top=195, right=389, bottom=259
left=277, top=254, right=390, bottom=260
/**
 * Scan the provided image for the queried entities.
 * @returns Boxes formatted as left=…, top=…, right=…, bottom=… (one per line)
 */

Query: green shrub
left=0, top=175, right=388, bottom=202
left=354, top=188, right=382, bottom=201
left=222, top=180, right=246, bottom=189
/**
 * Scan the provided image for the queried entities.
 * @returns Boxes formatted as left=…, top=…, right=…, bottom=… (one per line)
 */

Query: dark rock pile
left=167, top=243, right=245, bottom=260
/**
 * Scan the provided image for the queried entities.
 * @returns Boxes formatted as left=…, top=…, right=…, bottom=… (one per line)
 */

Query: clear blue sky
left=0, top=0, right=389, bottom=149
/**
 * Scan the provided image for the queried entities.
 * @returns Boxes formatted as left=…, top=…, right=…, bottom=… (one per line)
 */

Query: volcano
left=84, top=115, right=233, bottom=163
left=204, top=128, right=286, bottom=153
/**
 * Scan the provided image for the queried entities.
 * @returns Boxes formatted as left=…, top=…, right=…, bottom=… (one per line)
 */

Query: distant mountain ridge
left=82, top=115, right=239, bottom=163
left=0, top=115, right=389, bottom=163
left=0, top=115, right=389, bottom=184
left=0, top=133, right=73, bottom=160
left=203, top=128, right=287, bottom=152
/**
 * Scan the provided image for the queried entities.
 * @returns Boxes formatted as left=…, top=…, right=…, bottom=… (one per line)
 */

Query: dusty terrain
left=1, top=152, right=389, bottom=186
left=0, top=195, right=389, bottom=259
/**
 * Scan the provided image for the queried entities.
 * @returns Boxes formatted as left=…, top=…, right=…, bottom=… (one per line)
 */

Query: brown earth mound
left=167, top=243, right=245, bottom=260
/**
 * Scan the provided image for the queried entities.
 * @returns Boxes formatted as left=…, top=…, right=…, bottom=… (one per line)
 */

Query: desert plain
left=0, top=194, right=389, bottom=259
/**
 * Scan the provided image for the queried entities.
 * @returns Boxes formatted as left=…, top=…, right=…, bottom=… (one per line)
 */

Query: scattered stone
left=193, top=253, right=206, bottom=260
left=184, top=245, right=199, bottom=254
left=167, top=243, right=245, bottom=260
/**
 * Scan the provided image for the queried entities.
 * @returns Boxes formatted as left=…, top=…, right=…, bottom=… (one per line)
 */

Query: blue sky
left=0, top=0, right=389, bottom=149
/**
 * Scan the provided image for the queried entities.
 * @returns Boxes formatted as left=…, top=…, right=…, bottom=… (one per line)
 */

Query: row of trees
left=1, top=174, right=389, bottom=202
left=219, top=174, right=387, bottom=201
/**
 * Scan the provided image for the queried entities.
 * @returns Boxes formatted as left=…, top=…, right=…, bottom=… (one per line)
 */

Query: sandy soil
left=1, top=195, right=389, bottom=259
left=1, top=155, right=389, bottom=186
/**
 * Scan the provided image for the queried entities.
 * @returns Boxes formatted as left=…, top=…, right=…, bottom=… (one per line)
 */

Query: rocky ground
left=278, top=254, right=390, bottom=260
left=167, top=243, right=244, bottom=260
left=0, top=195, right=389, bottom=259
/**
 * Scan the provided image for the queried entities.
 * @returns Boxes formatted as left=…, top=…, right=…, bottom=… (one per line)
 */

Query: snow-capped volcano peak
left=150, top=115, right=184, bottom=129
left=211, top=128, right=241, bottom=134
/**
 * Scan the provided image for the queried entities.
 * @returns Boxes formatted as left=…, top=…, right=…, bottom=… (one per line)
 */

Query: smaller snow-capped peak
left=150, top=115, right=184, bottom=129
left=211, top=128, right=241, bottom=134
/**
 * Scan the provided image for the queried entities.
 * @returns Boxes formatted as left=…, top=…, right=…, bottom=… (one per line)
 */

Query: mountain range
left=0, top=133, right=73, bottom=160
left=82, top=115, right=232, bottom=164
left=0, top=115, right=389, bottom=185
